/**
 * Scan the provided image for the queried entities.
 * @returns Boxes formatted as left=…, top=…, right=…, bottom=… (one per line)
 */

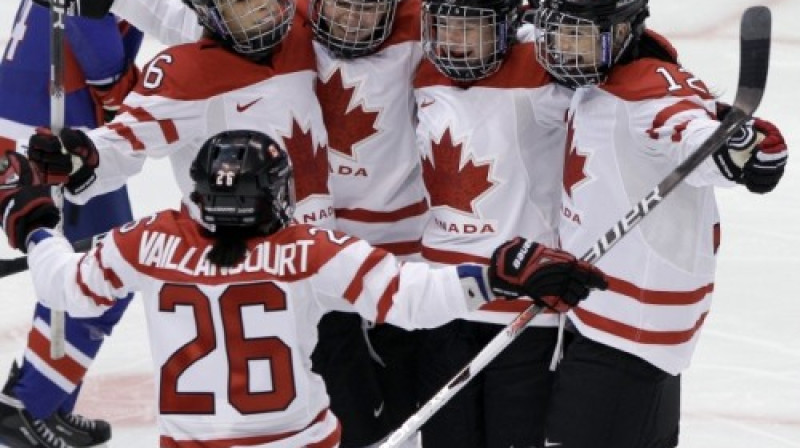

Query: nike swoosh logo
left=373, top=401, right=384, bottom=418
left=236, top=98, right=262, bottom=112
left=420, top=98, right=435, bottom=108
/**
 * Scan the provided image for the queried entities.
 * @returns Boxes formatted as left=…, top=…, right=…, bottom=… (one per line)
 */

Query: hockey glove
left=489, top=237, right=608, bottom=312
left=88, top=63, right=139, bottom=124
left=0, top=152, right=60, bottom=251
left=28, top=127, right=99, bottom=195
left=713, top=104, right=787, bottom=194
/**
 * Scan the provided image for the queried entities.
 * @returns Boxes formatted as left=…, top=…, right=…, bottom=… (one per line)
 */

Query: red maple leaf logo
left=279, top=119, right=329, bottom=201
left=422, top=129, right=494, bottom=215
left=316, top=68, right=380, bottom=159
left=563, top=116, right=589, bottom=198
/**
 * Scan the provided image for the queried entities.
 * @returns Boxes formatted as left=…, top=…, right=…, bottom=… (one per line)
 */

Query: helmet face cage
left=191, top=131, right=296, bottom=232
left=422, top=1, right=517, bottom=82
left=309, top=0, right=398, bottom=58
left=534, top=0, right=646, bottom=88
left=191, top=0, right=296, bottom=58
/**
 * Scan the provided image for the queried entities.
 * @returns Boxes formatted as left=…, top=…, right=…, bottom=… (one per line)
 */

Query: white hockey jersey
left=560, top=34, right=739, bottom=374
left=66, top=15, right=335, bottom=230
left=414, top=39, right=570, bottom=324
left=26, top=211, right=484, bottom=446
left=303, top=0, right=429, bottom=257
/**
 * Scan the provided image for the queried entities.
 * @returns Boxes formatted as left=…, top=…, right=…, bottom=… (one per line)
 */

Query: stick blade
left=735, top=6, right=771, bottom=114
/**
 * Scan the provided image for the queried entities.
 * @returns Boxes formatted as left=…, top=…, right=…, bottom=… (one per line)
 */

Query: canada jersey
left=66, top=16, right=335, bottom=230
left=26, top=212, right=473, bottom=445
left=414, top=41, right=569, bottom=324
left=560, top=56, right=738, bottom=374
left=305, top=0, right=428, bottom=257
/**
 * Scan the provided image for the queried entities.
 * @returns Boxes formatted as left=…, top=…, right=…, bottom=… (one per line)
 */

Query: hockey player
left=62, top=1, right=424, bottom=445
left=532, top=1, right=788, bottom=447
left=0, top=1, right=142, bottom=445
left=25, top=0, right=334, bottom=237
left=413, top=0, right=572, bottom=445
left=0, top=129, right=608, bottom=447
left=303, top=0, right=428, bottom=445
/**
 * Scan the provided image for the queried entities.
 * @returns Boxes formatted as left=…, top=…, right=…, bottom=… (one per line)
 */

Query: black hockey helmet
left=534, top=0, right=649, bottom=88
left=421, top=0, right=522, bottom=82
left=190, top=130, right=295, bottom=234
left=186, top=0, right=296, bottom=59
left=309, top=0, right=399, bottom=58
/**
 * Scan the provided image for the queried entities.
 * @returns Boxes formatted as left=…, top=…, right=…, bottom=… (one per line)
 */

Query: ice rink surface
left=0, top=0, right=799, bottom=446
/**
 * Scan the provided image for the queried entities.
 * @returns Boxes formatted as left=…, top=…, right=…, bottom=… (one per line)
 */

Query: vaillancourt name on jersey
left=139, top=230, right=312, bottom=277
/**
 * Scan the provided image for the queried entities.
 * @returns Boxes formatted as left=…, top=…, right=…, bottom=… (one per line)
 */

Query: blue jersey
left=0, top=0, right=143, bottom=147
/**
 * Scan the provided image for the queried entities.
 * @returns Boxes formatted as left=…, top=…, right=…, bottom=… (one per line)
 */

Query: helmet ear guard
left=421, top=0, right=522, bottom=82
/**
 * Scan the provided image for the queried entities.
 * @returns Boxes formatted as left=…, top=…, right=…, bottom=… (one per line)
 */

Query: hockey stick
left=379, top=6, right=771, bottom=447
left=48, top=0, right=68, bottom=359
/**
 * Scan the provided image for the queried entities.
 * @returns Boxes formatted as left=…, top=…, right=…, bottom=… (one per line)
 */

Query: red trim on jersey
left=414, top=42, right=551, bottom=89
left=94, top=244, right=124, bottom=289
left=646, top=100, right=712, bottom=141
left=573, top=307, right=709, bottom=345
left=343, top=249, right=387, bottom=304
left=75, top=252, right=116, bottom=307
left=607, top=277, right=714, bottom=305
left=712, top=223, right=721, bottom=255
left=335, top=198, right=428, bottom=223
left=28, top=327, right=86, bottom=384
left=134, top=17, right=315, bottom=102
left=159, top=409, right=339, bottom=447
left=375, top=274, right=401, bottom=323
left=602, top=60, right=714, bottom=102
left=107, top=121, right=145, bottom=150
left=374, top=240, right=422, bottom=257
left=421, top=245, right=490, bottom=265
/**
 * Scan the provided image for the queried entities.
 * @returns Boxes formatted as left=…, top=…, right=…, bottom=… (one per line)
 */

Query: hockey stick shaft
left=379, top=7, right=771, bottom=447
left=49, top=0, right=68, bottom=360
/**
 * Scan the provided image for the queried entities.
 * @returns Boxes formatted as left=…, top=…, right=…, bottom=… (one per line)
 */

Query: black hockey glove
left=489, top=237, right=608, bottom=312
left=0, top=152, right=60, bottom=251
left=28, top=127, right=99, bottom=195
left=713, top=104, right=787, bottom=194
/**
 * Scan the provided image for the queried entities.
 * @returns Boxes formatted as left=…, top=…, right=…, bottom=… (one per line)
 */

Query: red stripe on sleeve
left=107, top=122, right=145, bottom=150
left=342, top=250, right=387, bottom=304
left=75, top=253, right=117, bottom=308
left=94, top=245, right=124, bottom=290
left=127, top=107, right=179, bottom=143
left=375, top=275, right=401, bottom=323
left=646, top=100, right=711, bottom=140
